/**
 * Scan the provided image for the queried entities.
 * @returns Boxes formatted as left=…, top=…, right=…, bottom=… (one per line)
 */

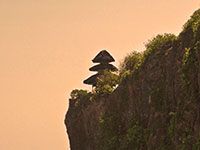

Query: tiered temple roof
left=83, top=50, right=117, bottom=86
left=92, top=50, right=115, bottom=63
left=89, top=63, right=117, bottom=72
left=83, top=73, right=99, bottom=86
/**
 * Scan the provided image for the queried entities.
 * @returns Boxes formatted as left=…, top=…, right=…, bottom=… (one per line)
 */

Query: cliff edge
left=65, top=9, right=200, bottom=150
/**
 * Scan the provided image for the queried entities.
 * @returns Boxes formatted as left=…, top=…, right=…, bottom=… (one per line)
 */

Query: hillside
left=65, top=9, right=200, bottom=150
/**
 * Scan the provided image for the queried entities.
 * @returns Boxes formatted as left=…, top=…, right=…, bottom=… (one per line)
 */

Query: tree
left=95, top=70, right=119, bottom=96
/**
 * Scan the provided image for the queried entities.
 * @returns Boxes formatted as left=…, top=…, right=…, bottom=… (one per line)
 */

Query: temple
left=83, top=50, right=117, bottom=86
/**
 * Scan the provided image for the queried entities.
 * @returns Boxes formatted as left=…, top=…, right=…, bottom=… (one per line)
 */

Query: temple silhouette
left=83, top=50, right=117, bottom=87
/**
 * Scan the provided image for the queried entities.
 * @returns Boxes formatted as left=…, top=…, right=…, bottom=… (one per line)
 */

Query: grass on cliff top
left=183, top=9, right=200, bottom=33
left=120, top=8, right=200, bottom=82
left=119, top=33, right=176, bottom=82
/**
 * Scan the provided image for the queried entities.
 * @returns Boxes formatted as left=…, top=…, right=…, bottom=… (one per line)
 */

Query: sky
left=0, top=0, right=200, bottom=150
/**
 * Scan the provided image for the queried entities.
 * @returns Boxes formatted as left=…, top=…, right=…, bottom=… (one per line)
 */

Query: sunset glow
left=0, top=1, right=200, bottom=150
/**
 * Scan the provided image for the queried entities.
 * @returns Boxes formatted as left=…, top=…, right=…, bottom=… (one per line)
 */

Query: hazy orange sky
left=0, top=1, right=200, bottom=150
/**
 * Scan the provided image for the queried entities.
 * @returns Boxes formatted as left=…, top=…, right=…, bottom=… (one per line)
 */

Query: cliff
left=65, top=9, right=200, bottom=150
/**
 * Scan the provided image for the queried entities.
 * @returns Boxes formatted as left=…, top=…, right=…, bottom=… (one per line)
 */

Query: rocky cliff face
left=65, top=9, right=200, bottom=150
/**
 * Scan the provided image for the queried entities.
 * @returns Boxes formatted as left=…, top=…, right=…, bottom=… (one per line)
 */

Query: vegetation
left=145, top=33, right=176, bottom=50
left=183, top=9, right=200, bottom=34
left=118, top=33, right=176, bottom=83
left=67, top=8, right=200, bottom=150
left=141, top=33, right=176, bottom=66
left=168, top=112, right=176, bottom=139
left=119, top=51, right=142, bottom=74
left=119, top=33, right=176, bottom=73
left=99, top=112, right=147, bottom=150
left=70, top=70, right=119, bottom=107
left=95, top=70, right=119, bottom=96
left=99, top=113, right=122, bottom=150
left=70, top=89, right=90, bottom=99
left=120, top=70, right=131, bottom=83
left=70, top=89, right=92, bottom=107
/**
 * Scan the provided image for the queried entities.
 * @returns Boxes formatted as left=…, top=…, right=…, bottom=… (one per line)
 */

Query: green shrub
left=183, top=9, right=200, bottom=34
left=119, top=51, right=142, bottom=74
left=125, top=124, right=146, bottom=148
left=182, top=48, right=197, bottom=66
left=70, top=89, right=90, bottom=99
left=99, top=113, right=121, bottom=150
left=120, top=70, right=131, bottom=83
left=95, top=70, right=119, bottom=96
left=139, top=33, right=176, bottom=67
left=70, top=89, right=92, bottom=107
left=145, top=33, right=176, bottom=50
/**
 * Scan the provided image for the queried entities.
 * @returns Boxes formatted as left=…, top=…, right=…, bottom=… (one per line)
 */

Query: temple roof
left=89, top=63, right=118, bottom=72
left=92, top=50, right=115, bottom=63
left=83, top=73, right=99, bottom=86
